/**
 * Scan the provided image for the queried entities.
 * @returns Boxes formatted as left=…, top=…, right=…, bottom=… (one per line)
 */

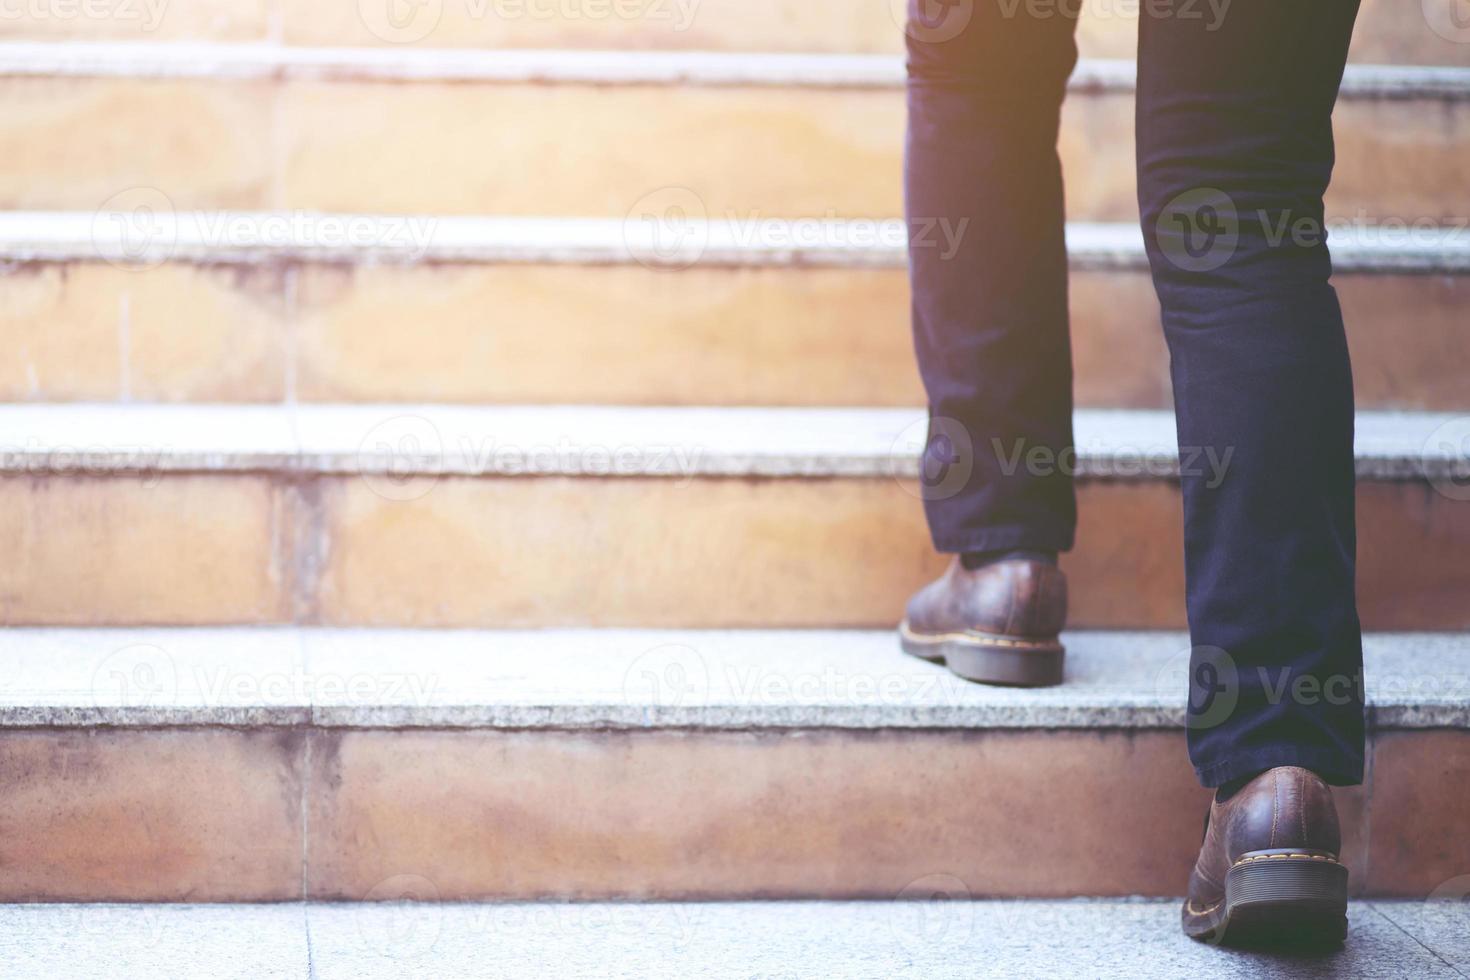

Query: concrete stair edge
left=3, top=626, right=1466, bottom=731
left=1, top=42, right=1469, bottom=98
left=0, top=403, right=1464, bottom=481
left=3, top=214, right=1467, bottom=272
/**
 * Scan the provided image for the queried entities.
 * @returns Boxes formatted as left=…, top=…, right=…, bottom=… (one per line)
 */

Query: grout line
left=116, top=292, right=131, bottom=403
left=294, top=623, right=312, bottom=903
left=282, top=264, right=299, bottom=408
left=1364, top=902, right=1469, bottom=979
left=302, top=899, right=316, bottom=980
left=299, top=715, right=312, bottom=903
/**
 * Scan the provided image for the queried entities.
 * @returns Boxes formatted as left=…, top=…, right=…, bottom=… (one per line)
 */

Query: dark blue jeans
left=905, top=0, right=1366, bottom=787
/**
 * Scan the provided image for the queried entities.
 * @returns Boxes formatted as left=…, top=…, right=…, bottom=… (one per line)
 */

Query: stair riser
left=4, top=79, right=1466, bottom=222
left=1, top=475, right=1464, bottom=628
left=0, top=726, right=1462, bottom=901
left=8, top=261, right=1464, bottom=410
left=4, top=0, right=1466, bottom=66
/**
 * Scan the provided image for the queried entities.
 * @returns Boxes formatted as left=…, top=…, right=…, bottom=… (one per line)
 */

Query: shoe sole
left=898, top=620, right=1064, bottom=687
left=1182, top=853, right=1349, bottom=948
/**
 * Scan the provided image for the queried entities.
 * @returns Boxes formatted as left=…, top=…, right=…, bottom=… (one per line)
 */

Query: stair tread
left=0, top=899, right=1462, bottom=978
left=3, top=213, right=1467, bottom=271
left=3, top=627, right=1464, bottom=730
left=1, top=41, right=1468, bottom=98
left=0, top=403, right=1464, bottom=480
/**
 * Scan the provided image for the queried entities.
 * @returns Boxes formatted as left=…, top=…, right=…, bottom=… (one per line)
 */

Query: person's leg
left=1137, top=2, right=1367, bottom=944
left=1137, top=1, right=1367, bottom=792
left=899, top=2, right=1080, bottom=688
left=904, top=0, right=1079, bottom=557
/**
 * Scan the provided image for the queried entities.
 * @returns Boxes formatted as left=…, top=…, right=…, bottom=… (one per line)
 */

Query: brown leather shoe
left=898, top=557, right=1066, bottom=686
left=1183, top=766, right=1349, bottom=946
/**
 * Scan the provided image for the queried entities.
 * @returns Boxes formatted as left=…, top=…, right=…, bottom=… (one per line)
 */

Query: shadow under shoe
left=1183, top=766, right=1349, bottom=948
left=898, top=557, right=1067, bottom=687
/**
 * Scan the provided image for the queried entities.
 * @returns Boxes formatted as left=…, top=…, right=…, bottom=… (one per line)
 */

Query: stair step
left=5, top=627, right=1465, bottom=730
left=0, top=900, right=1463, bottom=978
left=2, top=47, right=1466, bottom=221
left=7, top=44, right=1470, bottom=94
left=4, top=403, right=1464, bottom=479
left=0, top=403, right=1464, bottom=629
left=0, top=627, right=1465, bottom=901
left=13, top=213, right=1470, bottom=271
left=3, top=215, right=1467, bottom=409
left=3, top=0, right=1467, bottom=67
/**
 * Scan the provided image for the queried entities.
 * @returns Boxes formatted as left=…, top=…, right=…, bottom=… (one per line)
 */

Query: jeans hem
left=931, top=524, right=1075, bottom=555
left=1193, top=744, right=1364, bottom=789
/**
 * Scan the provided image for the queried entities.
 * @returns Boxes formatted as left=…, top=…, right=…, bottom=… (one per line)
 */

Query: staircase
left=1, top=0, right=1468, bottom=972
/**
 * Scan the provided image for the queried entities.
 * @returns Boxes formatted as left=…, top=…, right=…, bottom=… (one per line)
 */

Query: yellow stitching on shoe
left=1299, top=769, right=1308, bottom=845
left=898, top=622, right=1061, bottom=651
left=1270, top=770, right=1279, bottom=848
left=1194, top=867, right=1223, bottom=891
left=1231, top=853, right=1340, bottom=867
left=1186, top=899, right=1223, bottom=916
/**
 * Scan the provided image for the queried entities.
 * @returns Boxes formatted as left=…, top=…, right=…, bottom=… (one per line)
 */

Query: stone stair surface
left=0, top=899, right=1465, bottom=979
left=0, top=626, right=1466, bottom=902
left=2, top=0, right=1468, bottom=942
left=2, top=214, right=1467, bottom=408
left=1, top=45, right=1466, bottom=222
left=0, top=0, right=1466, bottom=64
left=0, top=403, right=1465, bottom=629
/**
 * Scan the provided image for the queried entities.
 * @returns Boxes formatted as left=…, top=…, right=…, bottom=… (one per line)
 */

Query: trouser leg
left=905, top=0, right=1080, bottom=554
left=1135, top=0, right=1367, bottom=787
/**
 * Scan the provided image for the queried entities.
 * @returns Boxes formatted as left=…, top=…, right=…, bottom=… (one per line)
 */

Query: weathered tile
left=0, top=262, right=287, bottom=402
left=0, top=729, right=303, bottom=900
left=0, top=475, right=289, bottom=625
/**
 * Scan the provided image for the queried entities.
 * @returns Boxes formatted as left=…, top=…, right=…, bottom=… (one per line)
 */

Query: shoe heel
left=1221, top=854, right=1348, bottom=946
left=944, top=639, right=1064, bottom=688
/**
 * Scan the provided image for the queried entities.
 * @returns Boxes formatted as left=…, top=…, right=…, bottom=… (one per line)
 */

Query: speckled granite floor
left=0, top=900, right=1463, bottom=979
